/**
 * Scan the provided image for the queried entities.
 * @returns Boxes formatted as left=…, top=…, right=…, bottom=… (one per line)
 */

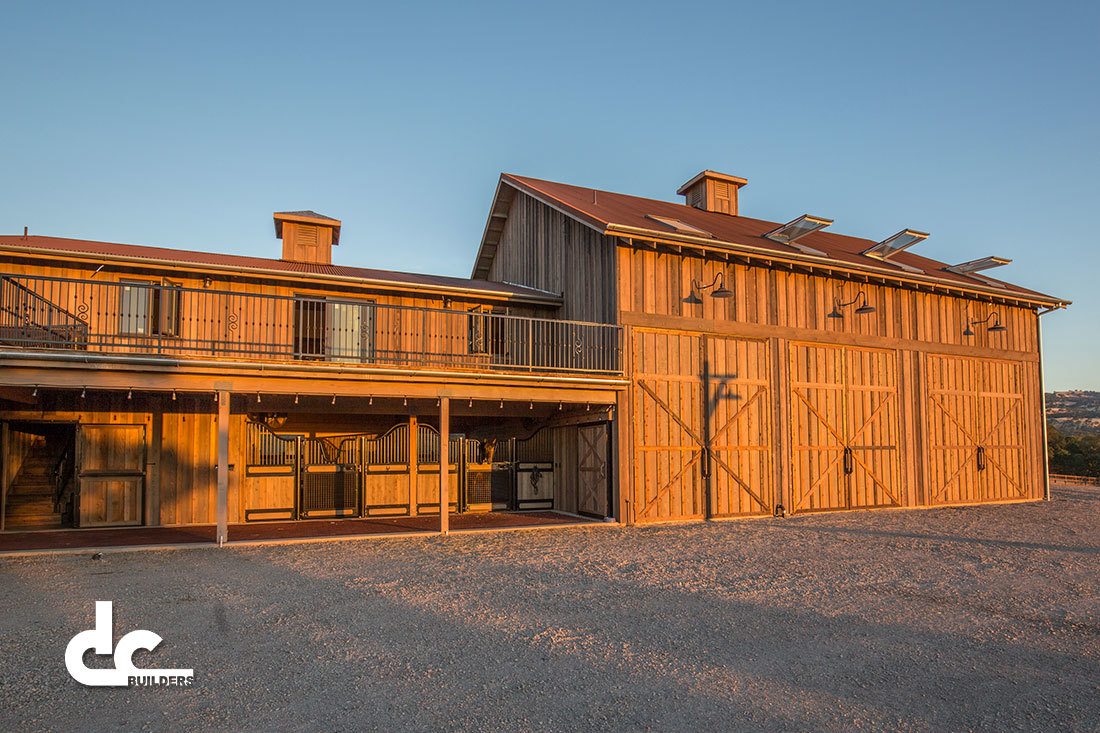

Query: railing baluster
left=0, top=273, right=622, bottom=376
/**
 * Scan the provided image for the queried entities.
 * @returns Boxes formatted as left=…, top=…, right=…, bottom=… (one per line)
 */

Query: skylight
left=764, top=215, right=833, bottom=246
left=863, top=229, right=929, bottom=260
left=945, top=256, right=1012, bottom=274
left=645, top=215, right=714, bottom=238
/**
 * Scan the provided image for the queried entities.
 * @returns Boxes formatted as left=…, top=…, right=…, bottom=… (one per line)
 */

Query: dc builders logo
left=66, top=601, right=194, bottom=687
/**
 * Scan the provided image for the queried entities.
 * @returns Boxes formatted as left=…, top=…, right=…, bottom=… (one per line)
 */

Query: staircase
left=5, top=436, right=71, bottom=530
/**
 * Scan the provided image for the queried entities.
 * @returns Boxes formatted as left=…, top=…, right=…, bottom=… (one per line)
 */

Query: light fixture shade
left=989, top=323, right=1007, bottom=333
left=855, top=304, right=876, bottom=315
left=682, top=292, right=703, bottom=305
left=963, top=325, right=975, bottom=337
left=827, top=307, right=844, bottom=319
left=711, top=285, right=734, bottom=299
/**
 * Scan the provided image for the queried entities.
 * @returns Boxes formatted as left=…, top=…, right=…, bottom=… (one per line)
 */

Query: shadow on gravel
left=770, top=522, right=1100, bottom=555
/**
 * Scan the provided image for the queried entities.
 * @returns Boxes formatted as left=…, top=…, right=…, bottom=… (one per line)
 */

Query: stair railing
left=51, top=442, right=74, bottom=514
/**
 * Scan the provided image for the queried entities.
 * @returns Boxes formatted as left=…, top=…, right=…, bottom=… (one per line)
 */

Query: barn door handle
left=701, top=447, right=711, bottom=478
left=976, top=446, right=986, bottom=472
left=843, top=447, right=853, bottom=475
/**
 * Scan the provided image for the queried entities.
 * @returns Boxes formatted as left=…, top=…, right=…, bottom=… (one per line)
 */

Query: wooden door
left=705, top=336, right=773, bottom=517
left=631, top=330, right=705, bottom=522
left=630, top=329, right=773, bottom=523
left=845, top=347, right=903, bottom=508
left=77, top=424, right=145, bottom=527
left=577, top=423, right=610, bottom=517
left=789, top=344, right=901, bottom=513
left=924, top=355, right=1031, bottom=504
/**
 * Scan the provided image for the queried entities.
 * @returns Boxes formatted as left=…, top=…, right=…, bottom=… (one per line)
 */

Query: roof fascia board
left=606, top=224, right=1068, bottom=308
left=0, top=244, right=563, bottom=307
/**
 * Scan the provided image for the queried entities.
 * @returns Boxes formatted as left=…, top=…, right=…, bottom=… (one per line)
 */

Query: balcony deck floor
left=0, top=511, right=597, bottom=553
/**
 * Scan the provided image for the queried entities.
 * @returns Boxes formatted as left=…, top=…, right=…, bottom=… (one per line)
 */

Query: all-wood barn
left=0, top=169, right=1068, bottom=545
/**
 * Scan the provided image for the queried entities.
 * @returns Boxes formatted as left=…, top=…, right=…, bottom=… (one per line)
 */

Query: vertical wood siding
left=487, top=192, right=618, bottom=323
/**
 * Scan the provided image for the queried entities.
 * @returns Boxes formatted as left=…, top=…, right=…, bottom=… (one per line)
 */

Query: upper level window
left=118, top=280, right=180, bottom=337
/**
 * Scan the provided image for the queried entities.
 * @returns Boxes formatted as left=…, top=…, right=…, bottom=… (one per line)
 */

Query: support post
left=216, top=390, right=230, bottom=545
left=439, top=397, right=449, bottom=534
left=408, top=415, right=418, bottom=516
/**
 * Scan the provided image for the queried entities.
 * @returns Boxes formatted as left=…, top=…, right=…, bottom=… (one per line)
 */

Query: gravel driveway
left=1, top=488, right=1098, bottom=732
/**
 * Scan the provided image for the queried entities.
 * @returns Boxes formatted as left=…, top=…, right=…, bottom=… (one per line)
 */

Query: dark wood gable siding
left=488, top=191, right=618, bottom=324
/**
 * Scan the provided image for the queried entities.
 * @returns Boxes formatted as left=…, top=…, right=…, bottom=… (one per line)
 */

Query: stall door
left=77, top=424, right=145, bottom=527
left=577, top=423, right=610, bottom=517
left=924, top=355, right=1032, bottom=505
left=630, top=330, right=774, bottom=524
left=789, top=344, right=902, bottom=513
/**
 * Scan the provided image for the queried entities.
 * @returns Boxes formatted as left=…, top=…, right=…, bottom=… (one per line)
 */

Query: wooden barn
left=472, top=170, right=1068, bottom=524
left=0, top=169, right=1068, bottom=546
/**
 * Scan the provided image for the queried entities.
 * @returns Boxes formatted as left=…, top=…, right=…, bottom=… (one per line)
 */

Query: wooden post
left=216, top=390, right=229, bottom=545
left=439, top=397, right=449, bottom=535
left=408, top=415, right=418, bottom=516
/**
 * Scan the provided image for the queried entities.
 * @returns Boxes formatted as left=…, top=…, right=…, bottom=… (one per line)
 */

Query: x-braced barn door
left=577, top=423, right=610, bottom=518
left=923, top=354, right=1032, bottom=505
left=630, top=330, right=773, bottom=524
left=789, top=343, right=902, bottom=513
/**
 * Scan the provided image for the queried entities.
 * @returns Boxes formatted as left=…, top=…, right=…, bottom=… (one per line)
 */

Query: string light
left=80, top=387, right=86, bottom=399
left=127, top=388, right=132, bottom=400
left=369, top=396, right=373, bottom=406
left=256, top=393, right=262, bottom=404
left=32, top=385, right=38, bottom=397
left=331, top=394, right=337, bottom=405
left=558, top=402, right=563, bottom=411
left=171, top=390, right=177, bottom=401
left=294, top=394, right=299, bottom=405
left=499, top=400, right=504, bottom=409
left=403, top=397, right=408, bottom=407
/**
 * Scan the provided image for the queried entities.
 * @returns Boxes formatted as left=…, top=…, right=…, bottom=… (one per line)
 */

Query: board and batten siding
left=487, top=191, right=618, bottom=324
left=615, top=243, right=1046, bottom=524
left=0, top=394, right=229, bottom=527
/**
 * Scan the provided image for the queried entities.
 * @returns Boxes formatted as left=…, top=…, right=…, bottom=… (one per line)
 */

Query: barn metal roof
left=0, top=234, right=563, bottom=305
left=473, top=173, right=1067, bottom=308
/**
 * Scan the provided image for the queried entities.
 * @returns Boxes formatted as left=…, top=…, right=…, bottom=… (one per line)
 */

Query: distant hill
left=1046, top=391, right=1100, bottom=436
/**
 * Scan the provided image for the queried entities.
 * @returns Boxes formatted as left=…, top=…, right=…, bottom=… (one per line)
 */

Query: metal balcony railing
left=0, top=274, right=623, bottom=376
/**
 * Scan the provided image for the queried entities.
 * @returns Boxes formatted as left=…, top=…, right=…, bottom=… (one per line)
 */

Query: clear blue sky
left=2, top=1, right=1096, bottom=389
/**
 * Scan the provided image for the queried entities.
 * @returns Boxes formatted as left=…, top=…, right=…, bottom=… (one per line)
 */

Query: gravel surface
left=1, top=488, right=1098, bottom=732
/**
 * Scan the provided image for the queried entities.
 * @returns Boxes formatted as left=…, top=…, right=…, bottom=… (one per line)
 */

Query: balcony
left=0, top=274, right=622, bottom=377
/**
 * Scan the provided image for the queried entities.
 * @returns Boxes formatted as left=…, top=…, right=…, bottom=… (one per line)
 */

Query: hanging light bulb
left=529, top=402, right=533, bottom=410
left=559, top=402, right=563, bottom=411
left=369, top=396, right=373, bottom=405
left=499, top=400, right=504, bottom=409
left=80, top=387, right=87, bottom=399
left=171, top=390, right=177, bottom=401
left=332, top=394, right=337, bottom=405
left=256, top=393, right=262, bottom=403
left=468, top=399, right=473, bottom=408
left=127, top=388, right=132, bottom=400
left=294, top=394, right=299, bottom=404
left=32, top=385, right=38, bottom=397
left=403, top=397, right=408, bottom=407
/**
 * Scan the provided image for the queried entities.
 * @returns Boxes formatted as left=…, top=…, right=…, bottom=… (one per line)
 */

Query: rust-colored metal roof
left=493, top=173, right=1064, bottom=305
left=0, top=234, right=562, bottom=304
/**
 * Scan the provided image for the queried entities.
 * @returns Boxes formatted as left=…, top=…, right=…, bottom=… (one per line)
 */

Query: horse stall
left=236, top=415, right=615, bottom=523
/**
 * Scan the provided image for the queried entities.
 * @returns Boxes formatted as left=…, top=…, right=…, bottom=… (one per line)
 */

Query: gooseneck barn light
left=827, top=291, right=876, bottom=319
left=963, top=311, right=1008, bottom=337
left=683, top=272, right=733, bottom=304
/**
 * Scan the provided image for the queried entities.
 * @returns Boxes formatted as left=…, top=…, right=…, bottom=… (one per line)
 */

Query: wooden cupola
left=677, top=170, right=748, bottom=216
left=274, top=210, right=341, bottom=264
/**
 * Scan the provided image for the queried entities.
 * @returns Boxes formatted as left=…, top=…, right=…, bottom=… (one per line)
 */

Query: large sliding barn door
left=630, top=330, right=773, bottom=523
left=789, top=344, right=901, bottom=513
left=924, top=355, right=1032, bottom=505
left=77, top=424, right=146, bottom=527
